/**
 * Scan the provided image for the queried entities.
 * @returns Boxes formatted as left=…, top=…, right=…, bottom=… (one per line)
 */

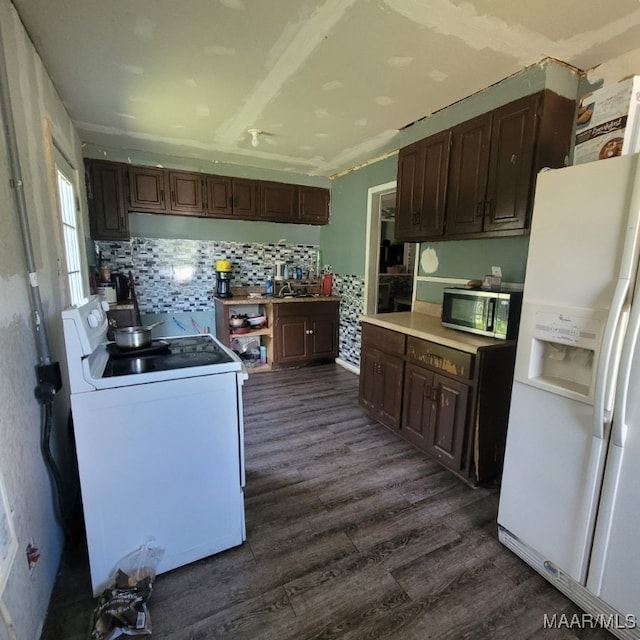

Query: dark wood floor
left=42, top=364, right=613, bottom=640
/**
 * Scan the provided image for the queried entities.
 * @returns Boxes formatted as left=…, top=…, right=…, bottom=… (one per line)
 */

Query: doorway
left=364, top=181, right=415, bottom=315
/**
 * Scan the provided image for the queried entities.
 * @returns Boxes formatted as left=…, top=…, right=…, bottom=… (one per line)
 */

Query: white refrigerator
left=498, top=153, right=640, bottom=639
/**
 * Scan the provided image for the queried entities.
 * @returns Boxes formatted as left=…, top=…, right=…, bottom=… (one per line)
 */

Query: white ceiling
left=10, top=0, right=640, bottom=177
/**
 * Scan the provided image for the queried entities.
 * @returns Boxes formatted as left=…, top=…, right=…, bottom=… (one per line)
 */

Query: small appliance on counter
left=215, top=259, right=233, bottom=298
left=110, top=273, right=130, bottom=301
left=441, top=287, right=522, bottom=340
left=274, top=261, right=286, bottom=281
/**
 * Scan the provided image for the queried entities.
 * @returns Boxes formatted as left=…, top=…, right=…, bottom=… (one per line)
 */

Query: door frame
left=364, top=180, right=396, bottom=315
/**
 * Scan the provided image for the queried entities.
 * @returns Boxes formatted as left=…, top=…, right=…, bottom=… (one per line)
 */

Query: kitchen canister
left=321, top=273, right=333, bottom=296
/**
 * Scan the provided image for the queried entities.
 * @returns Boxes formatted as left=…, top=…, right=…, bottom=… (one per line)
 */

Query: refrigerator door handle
left=593, top=278, right=630, bottom=440
left=612, top=292, right=640, bottom=448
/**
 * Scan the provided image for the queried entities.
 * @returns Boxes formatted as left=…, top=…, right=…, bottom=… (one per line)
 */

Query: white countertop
left=360, top=311, right=514, bottom=354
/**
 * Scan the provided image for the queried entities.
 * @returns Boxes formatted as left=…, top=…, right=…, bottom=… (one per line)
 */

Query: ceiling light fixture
left=248, top=128, right=261, bottom=148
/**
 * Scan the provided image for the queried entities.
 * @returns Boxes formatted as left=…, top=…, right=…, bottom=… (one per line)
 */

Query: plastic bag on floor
left=91, top=540, right=164, bottom=640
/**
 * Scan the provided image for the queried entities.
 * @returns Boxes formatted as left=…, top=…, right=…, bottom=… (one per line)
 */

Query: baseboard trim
left=336, top=358, right=360, bottom=375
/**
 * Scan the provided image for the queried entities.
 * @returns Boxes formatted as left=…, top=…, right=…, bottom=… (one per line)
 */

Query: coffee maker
left=215, top=259, right=232, bottom=298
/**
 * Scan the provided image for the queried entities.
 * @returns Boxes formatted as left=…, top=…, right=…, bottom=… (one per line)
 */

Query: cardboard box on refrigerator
left=573, top=76, right=640, bottom=165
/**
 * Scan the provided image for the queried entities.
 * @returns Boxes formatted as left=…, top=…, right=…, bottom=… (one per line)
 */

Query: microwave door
left=461, top=296, right=488, bottom=332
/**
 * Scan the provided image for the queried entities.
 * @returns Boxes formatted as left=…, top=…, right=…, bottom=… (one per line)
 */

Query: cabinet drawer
left=274, top=301, right=337, bottom=318
left=406, top=337, right=473, bottom=379
left=361, top=324, right=405, bottom=356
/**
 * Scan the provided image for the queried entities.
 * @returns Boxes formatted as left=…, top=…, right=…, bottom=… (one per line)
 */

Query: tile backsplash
left=97, top=237, right=319, bottom=313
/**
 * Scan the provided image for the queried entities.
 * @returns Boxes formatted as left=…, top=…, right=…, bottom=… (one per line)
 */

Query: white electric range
left=62, top=296, right=247, bottom=595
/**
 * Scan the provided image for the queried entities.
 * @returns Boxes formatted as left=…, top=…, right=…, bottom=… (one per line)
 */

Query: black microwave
left=441, top=287, right=523, bottom=340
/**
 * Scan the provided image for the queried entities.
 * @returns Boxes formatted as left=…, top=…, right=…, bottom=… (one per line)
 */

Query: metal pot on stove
left=113, top=321, right=164, bottom=349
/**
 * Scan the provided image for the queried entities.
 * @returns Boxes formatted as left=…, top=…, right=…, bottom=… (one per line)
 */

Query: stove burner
left=107, top=340, right=170, bottom=358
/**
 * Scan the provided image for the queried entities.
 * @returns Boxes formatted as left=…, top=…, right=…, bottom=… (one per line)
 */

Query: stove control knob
left=87, top=310, right=100, bottom=328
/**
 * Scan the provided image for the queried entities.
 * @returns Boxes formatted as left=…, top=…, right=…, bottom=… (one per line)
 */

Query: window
left=54, top=150, right=85, bottom=306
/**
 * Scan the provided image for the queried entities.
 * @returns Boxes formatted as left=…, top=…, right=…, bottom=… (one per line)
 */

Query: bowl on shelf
left=230, top=315, right=250, bottom=328
left=248, top=314, right=266, bottom=327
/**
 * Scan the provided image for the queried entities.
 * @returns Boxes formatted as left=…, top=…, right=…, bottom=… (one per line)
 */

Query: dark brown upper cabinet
left=168, top=171, right=205, bottom=215
left=483, top=94, right=540, bottom=234
left=89, top=161, right=329, bottom=225
left=395, top=90, right=575, bottom=242
left=445, top=113, right=491, bottom=236
left=259, top=181, right=298, bottom=222
left=85, top=160, right=129, bottom=240
left=232, top=178, right=259, bottom=219
left=395, top=130, right=451, bottom=242
left=205, top=175, right=233, bottom=217
left=204, top=176, right=258, bottom=219
left=128, top=166, right=167, bottom=212
left=298, top=186, right=330, bottom=224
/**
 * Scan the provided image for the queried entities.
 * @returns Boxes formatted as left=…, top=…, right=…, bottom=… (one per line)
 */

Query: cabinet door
left=274, top=316, right=307, bottom=364
left=128, top=167, right=167, bottom=212
left=168, top=171, right=204, bottom=215
left=359, top=348, right=381, bottom=417
left=86, top=160, right=129, bottom=240
left=425, top=373, right=469, bottom=471
left=483, top=93, right=539, bottom=233
left=259, top=181, right=297, bottom=222
left=206, top=175, right=233, bottom=217
left=445, top=114, right=491, bottom=235
left=395, top=131, right=450, bottom=242
left=232, top=179, right=258, bottom=218
left=402, top=363, right=437, bottom=449
left=298, top=186, right=329, bottom=225
left=359, top=347, right=404, bottom=431
left=308, top=313, right=337, bottom=360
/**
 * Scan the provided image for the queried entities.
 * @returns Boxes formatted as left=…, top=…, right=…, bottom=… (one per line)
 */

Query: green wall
left=321, top=155, right=397, bottom=275
left=415, top=236, right=530, bottom=303
left=130, top=212, right=321, bottom=244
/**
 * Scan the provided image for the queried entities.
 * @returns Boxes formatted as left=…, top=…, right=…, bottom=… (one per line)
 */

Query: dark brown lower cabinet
left=359, top=324, right=406, bottom=431
left=272, top=301, right=339, bottom=367
left=402, top=363, right=468, bottom=472
left=359, top=347, right=404, bottom=431
left=359, top=321, right=516, bottom=485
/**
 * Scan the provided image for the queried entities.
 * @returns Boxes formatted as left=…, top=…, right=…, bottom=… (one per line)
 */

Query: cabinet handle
left=411, top=211, right=420, bottom=225
left=484, top=199, right=492, bottom=218
left=171, top=190, right=175, bottom=203
left=430, top=387, right=438, bottom=401
left=160, top=189, right=165, bottom=204
left=476, top=201, right=483, bottom=219
left=425, top=385, right=432, bottom=398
